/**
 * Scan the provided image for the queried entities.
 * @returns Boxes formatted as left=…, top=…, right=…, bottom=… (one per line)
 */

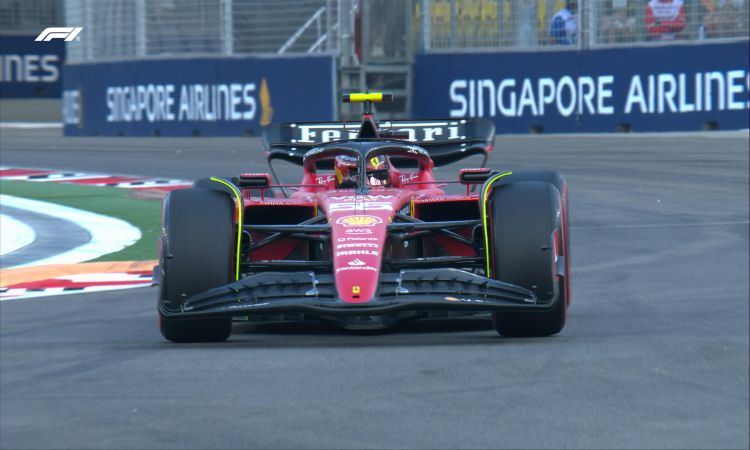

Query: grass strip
left=0, top=180, right=162, bottom=262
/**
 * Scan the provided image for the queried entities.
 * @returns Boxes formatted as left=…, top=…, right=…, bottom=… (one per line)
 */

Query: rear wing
left=262, top=118, right=495, bottom=167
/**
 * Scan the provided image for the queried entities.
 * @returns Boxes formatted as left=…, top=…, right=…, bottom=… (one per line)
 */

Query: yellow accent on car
left=344, top=92, right=394, bottom=103
left=352, top=285, right=361, bottom=295
left=210, top=177, right=243, bottom=281
left=481, top=171, right=513, bottom=276
left=339, top=215, right=379, bottom=226
left=349, top=93, right=383, bottom=102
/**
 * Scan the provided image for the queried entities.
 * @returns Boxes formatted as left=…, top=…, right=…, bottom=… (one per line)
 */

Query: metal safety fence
left=62, top=0, right=343, bottom=63
left=0, top=0, right=64, bottom=35
left=419, top=0, right=749, bottom=51
left=2, top=0, right=747, bottom=60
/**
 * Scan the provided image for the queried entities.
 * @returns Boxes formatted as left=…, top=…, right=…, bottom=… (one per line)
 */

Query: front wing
left=158, top=268, right=562, bottom=319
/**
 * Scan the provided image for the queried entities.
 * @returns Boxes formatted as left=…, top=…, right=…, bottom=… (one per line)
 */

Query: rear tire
left=158, top=188, right=235, bottom=342
left=487, top=176, right=568, bottom=337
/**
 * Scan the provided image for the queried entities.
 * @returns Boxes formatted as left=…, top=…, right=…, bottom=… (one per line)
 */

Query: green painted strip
left=481, top=171, right=513, bottom=276
left=210, top=178, right=243, bottom=281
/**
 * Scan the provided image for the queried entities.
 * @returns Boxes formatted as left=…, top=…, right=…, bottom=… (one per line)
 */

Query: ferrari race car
left=156, top=93, right=570, bottom=342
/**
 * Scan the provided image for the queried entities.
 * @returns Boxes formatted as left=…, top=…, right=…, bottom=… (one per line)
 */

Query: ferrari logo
left=336, top=215, right=383, bottom=227
left=352, top=286, right=361, bottom=295
left=370, top=157, right=383, bottom=169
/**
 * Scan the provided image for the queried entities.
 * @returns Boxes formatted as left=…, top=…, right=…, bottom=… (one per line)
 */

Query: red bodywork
left=157, top=109, right=570, bottom=338
left=242, top=145, right=481, bottom=304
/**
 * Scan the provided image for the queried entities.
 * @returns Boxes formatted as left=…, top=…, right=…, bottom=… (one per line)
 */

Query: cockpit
left=299, top=140, right=436, bottom=192
left=334, top=154, right=392, bottom=188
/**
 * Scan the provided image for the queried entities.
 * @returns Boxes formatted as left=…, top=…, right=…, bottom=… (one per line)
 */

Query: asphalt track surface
left=1, top=128, right=748, bottom=449
left=0, top=205, right=90, bottom=269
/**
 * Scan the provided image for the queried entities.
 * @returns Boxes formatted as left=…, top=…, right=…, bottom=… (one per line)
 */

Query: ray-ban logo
left=35, top=27, right=83, bottom=42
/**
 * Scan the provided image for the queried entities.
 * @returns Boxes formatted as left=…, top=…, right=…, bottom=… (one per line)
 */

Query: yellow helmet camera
left=342, top=92, right=393, bottom=103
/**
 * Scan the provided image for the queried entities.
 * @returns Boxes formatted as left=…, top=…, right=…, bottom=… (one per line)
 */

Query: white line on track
left=0, top=122, right=63, bottom=129
left=0, top=214, right=36, bottom=255
left=0, top=283, right=151, bottom=301
left=1, top=173, right=89, bottom=181
left=0, top=195, right=141, bottom=268
left=495, top=129, right=750, bottom=138
left=573, top=220, right=750, bottom=230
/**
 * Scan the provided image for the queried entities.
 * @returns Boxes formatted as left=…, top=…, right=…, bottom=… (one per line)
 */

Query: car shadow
left=158, top=316, right=564, bottom=349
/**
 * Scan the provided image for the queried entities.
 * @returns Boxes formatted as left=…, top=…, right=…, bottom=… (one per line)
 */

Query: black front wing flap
left=159, top=268, right=561, bottom=319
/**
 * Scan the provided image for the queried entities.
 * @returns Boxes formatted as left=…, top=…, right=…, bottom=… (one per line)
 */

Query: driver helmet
left=367, top=155, right=390, bottom=187
left=334, top=155, right=359, bottom=188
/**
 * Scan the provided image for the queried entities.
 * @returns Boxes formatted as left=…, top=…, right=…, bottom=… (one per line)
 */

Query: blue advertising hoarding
left=414, top=41, right=749, bottom=133
left=62, top=55, right=335, bottom=136
left=0, top=35, right=65, bottom=98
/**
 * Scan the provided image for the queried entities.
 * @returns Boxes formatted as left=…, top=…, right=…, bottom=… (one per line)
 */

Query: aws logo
left=336, top=215, right=383, bottom=227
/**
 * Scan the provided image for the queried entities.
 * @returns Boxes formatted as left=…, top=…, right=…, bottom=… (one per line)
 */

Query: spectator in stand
left=702, top=0, right=747, bottom=38
left=549, top=0, right=578, bottom=45
left=602, top=0, right=637, bottom=43
left=645, top=0, right=686, bottom=41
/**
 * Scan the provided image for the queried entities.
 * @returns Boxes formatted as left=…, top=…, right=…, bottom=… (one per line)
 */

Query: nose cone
left=321, top=191, right=408, bottom=303
left=331, top=214, right=387, bottom=303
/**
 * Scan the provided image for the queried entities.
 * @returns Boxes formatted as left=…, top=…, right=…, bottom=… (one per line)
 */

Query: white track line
left=115, top=180, right=191, bottom=189
left=0, top=167, right=192, bottom=189
left=0, top=195, right=141, bottom=268
left=573, top=220, right=750, bottom=230
left=3, top=173, right=91, bottom=181
left=0, top=122, right=63, bottom=129
left=1, top=283, right=151, bottom=301
left=0, top=214, right=36, bottom=255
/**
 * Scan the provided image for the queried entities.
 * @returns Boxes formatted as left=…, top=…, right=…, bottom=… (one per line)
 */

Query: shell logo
left=336, top=215, right=383, bottom=227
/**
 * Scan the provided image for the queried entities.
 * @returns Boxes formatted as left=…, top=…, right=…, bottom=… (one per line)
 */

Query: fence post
left=83, top=0, right=93, bottom=61
left=450, top=0, right=457, bottom=47
left=497, top=0, right=504, bottom=46
left=339, top=0, right=352, bottom=65
left=135, top=0, right=146, bottom=57
left=221, top=0, right=233, bottom=55
left=516, top=0, right=536, bottom=47
left=582, top=0, right=594, bottom=49
left=326, top=0, right=334, bottom=52
left=421, top=0, right=431, bottom=51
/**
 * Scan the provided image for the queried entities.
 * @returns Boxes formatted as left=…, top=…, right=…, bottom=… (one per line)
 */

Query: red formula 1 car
left=156, top=93, right=570, bottom=342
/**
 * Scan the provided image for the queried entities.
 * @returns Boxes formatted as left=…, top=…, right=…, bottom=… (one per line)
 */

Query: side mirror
left=238, top=173, right=272, bottom=188
left=459, top=168, right=493, bottom=184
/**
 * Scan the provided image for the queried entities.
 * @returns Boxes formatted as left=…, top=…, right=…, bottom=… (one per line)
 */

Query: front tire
left=158, top=188, right=235, bottom=342
left=487, top=175, right=568, bottom=337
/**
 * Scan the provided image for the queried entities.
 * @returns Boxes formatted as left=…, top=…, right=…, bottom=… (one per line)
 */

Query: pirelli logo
left=35, top=27, right=83, bottom=42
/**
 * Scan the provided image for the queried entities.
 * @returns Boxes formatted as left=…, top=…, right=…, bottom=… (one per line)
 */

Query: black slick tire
left=158, top=188, right=234, bottom=342
left=487, top=175, right=568, bottom=337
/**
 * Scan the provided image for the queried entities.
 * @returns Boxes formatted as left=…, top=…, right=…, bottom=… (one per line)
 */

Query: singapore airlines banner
left=0, top=35, right=65, bottom=98
left=62, top=55, right=335, bottom=136
left=414, top=41, right=749, bottom=133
